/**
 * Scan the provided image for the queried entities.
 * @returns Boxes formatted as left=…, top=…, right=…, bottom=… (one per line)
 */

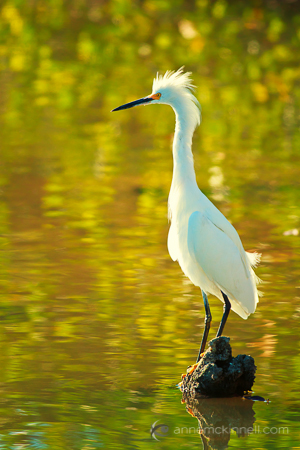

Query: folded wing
left=187, top=211, right=258, bottom=319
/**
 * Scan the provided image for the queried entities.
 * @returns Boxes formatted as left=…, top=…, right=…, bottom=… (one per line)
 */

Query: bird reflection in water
left=181, top=395, right=266, bottom=450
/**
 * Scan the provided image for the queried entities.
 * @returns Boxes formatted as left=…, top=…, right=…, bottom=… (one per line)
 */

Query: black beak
left=111, top=96, right=153, bottom=112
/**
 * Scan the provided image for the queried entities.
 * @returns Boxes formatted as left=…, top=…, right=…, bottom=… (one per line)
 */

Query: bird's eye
left=151, top=93, right=161, bottom=100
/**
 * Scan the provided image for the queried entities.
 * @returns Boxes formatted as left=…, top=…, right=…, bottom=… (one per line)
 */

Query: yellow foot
left=187, top=361, right=201, bottom=376
left=187, top=407, right=196, bottom=417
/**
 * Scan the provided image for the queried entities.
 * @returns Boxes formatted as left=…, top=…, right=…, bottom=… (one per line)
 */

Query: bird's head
left=112, top=68, right=201, bottom=130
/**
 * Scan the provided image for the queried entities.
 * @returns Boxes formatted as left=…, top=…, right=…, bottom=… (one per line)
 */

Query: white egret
left=112, top=68, right=260, bottom=362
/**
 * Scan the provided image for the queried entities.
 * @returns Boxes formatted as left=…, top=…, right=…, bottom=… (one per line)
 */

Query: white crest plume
left=152, top=67, right=196, bottom=92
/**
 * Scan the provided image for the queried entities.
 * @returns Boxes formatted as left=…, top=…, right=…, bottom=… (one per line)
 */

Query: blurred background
left=1, top=0, right=300, bottom=448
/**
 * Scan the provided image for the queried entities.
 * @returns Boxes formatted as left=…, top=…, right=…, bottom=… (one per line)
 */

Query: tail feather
left=246, top=251, right=261, bottom=269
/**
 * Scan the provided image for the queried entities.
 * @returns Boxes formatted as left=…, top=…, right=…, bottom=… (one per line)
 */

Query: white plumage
left=112, top=67, right=261, bottom=359
left=154, top=68, right=260, bottom=317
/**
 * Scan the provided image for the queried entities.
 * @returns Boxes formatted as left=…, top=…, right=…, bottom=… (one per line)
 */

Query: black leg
left=216, top=291, right=231, bottom=337
left=196, top=290, right=211, bottom=363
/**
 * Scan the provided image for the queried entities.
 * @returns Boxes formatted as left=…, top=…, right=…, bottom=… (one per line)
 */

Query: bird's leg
left=196, top=290, right=211, bottom=363
left=216, top=291, right=231, bottom=337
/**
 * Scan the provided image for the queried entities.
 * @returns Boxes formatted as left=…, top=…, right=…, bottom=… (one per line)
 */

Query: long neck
left=171, top=101, right=198, bottom=188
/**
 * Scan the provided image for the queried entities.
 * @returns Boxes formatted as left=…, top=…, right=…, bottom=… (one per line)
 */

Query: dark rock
left=180, top=337, right=256, bottom=398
